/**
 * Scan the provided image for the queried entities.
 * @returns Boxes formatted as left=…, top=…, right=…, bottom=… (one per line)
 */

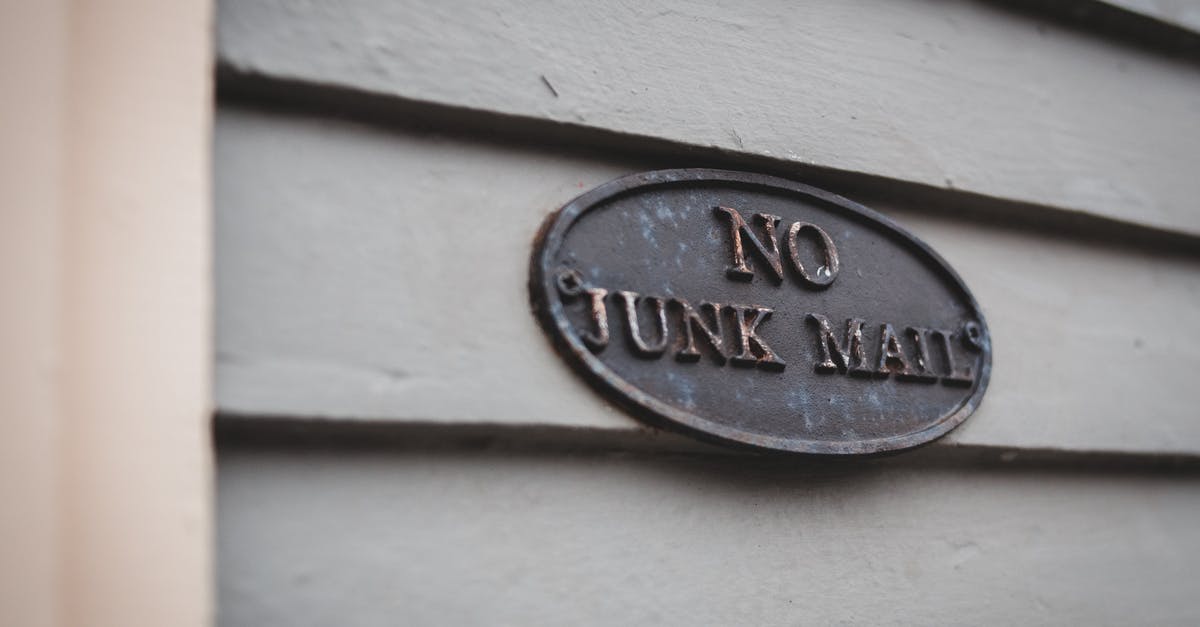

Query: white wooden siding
left=218, top=0, right=1200, bottom=236
left=215, top=2, right=1200, bottom=625
left=215, top=107, right=1200, bottom=457
left=219, top=447, right=1200, bottom=626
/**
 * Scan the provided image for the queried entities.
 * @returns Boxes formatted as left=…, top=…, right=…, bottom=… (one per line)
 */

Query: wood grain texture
left=217, top=0, right=1200, bottom=236
left=215, top=107, right=1200, bottom=456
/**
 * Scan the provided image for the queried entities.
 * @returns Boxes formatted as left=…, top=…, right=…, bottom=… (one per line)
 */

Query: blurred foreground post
left=0, top=1, right=213, bottom=625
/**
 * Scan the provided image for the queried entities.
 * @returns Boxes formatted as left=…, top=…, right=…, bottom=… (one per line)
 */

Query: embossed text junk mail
left=530, top=170, right=990, bottom=455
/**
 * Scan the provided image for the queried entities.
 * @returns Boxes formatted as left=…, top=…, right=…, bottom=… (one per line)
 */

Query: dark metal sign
left=530, top=169, right=990, bottom=455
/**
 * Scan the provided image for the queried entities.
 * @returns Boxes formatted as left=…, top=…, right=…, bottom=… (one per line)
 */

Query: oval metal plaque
left=530, top=169, right=990, bottom=455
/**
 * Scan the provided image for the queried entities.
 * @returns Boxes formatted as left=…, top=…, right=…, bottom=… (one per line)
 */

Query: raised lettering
left=556, top=269, right=610, bottom=352
left=614, top=291, right=669, bottom=358
left=902, top=327, right=940, bottom=383
left=728, top=305, right=786, bottom=371
left=875, top=323, right=913, bottom=378
left=713, top=206, right=784, bottom=283
left=674, top=299, right=727, bottom=364
left=785, top=221, right=839, bottom=289
left=932, top=329, right=973, bottom=386
left=806, top=313, right=871, bottom=377
left=579, top=288, right=610, bottom=352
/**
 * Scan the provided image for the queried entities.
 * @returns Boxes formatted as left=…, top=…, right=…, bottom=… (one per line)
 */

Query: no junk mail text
left=553, top=205, right=984, bottom=386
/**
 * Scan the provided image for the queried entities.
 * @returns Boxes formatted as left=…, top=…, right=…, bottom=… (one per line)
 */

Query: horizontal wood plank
left=217, top=0, right=1200, bottom=236
left=219, top=447, right=1200, bottom=625
left=215, top=107, right=1200, bottom=457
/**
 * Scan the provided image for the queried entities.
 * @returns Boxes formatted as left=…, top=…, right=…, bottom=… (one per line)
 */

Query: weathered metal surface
left=530, top=169, right=990, bottom=455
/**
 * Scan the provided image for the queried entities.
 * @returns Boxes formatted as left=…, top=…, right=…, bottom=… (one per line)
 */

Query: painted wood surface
left=215, top=107, right=1200, bottom=457
left=217, top=0, right=1200, bottom=236
left=219, top=446, right=1200, bottom=626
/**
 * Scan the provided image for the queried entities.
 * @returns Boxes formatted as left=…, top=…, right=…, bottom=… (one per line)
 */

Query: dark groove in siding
left=990, top=0, right=1200, bottom=60
left=216, top=64, right=1200, bottom=259
left=214, top=413, right=1200, bottom=473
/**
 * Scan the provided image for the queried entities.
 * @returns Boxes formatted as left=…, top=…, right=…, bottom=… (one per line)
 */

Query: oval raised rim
left=530, top=168, right=991, bottom=455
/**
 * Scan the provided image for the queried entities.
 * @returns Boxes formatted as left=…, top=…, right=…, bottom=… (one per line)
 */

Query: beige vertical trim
left=0, top=2, right=69, bottom=625
left=0, top=0, right=213, bottom=625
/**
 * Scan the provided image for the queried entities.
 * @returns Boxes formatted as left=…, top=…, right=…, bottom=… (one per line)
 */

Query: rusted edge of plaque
left=529, top=169, right=991, bottom=456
